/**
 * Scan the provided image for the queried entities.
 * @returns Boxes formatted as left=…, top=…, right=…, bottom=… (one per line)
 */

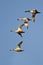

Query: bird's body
left=14, top=46, right=24, bottom=52
left=17, top=17, right=31, bottom=29
left=9, top=41, right=24, bottom=52
left=10, top=24, right=25, bottom=37
left=25, top=9, right=40, bottom=22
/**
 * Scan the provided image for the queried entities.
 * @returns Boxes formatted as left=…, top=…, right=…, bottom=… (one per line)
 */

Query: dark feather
left=18, top=41, right=23, bottom=48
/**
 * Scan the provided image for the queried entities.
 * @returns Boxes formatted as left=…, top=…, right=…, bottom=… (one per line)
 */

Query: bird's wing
left=18, top=24, right=24, bottom=29
left=18, top=33, right=23, bottom=37
left=32, top=14, right=36, bottom=22
left=32, top=14, right=36, bottom=17
left=17, top=41, right=23, bottom=48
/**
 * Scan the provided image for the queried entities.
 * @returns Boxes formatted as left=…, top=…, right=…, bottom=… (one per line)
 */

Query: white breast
left=25, top=23, right=28, bottom=27
left=15, top=47, right=21, bottom=50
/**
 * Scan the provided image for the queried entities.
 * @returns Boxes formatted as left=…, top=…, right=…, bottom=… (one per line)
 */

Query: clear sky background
left=0, top=0, right=43, bottom=65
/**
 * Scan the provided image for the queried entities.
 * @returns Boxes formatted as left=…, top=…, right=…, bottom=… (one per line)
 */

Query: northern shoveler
left=9, top=41, right=24, bottom=52
left=10, top=24, right=25, bottom=37
left=25, top=9, right=41, bottom=22
left=17, top=17, right=31, bottom=29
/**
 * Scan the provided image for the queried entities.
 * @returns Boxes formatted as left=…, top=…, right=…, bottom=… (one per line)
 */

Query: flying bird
left=25, top=9, right=41, bottom=22
left=10, top=24, right=25, bottom=37
left=9, top=41, right=24, bottom=52
left=17, top=17, right=31, bottom=29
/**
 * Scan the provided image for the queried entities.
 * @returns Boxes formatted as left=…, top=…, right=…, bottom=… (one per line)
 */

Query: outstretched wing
left=18, top=33, right=23, bottom=37
left=32, top=14, right=36, bottom=22
left=18, top=24, right=24, bottom=29
left=17, top=41, right=23, bottom=48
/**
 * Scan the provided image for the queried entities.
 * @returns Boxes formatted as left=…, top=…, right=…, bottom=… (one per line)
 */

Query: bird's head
left=25, top=10, right=30, bottom=12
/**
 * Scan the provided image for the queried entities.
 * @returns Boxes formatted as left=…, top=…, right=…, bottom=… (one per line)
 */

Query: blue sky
left=0, top=0, right=43, bottom=65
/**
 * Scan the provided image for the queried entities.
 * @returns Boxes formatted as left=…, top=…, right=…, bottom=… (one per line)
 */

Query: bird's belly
left=15, top=48, right=22, bottom=52
left=16, top=49, right=23, bottom=52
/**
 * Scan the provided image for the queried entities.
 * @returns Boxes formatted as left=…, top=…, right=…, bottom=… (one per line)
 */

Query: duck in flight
left=25, top=9, right=41, bottom=22
left=9, top=41, right=24, bottom=52
left=17, top=17, right=31, bottom=29
left=10, top=24, right=25, bottom=37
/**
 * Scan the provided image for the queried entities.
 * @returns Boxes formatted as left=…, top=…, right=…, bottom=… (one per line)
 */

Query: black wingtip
left=20, top=41, right=23, bottom=43
left=38, top=12, right=41, bottom=13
